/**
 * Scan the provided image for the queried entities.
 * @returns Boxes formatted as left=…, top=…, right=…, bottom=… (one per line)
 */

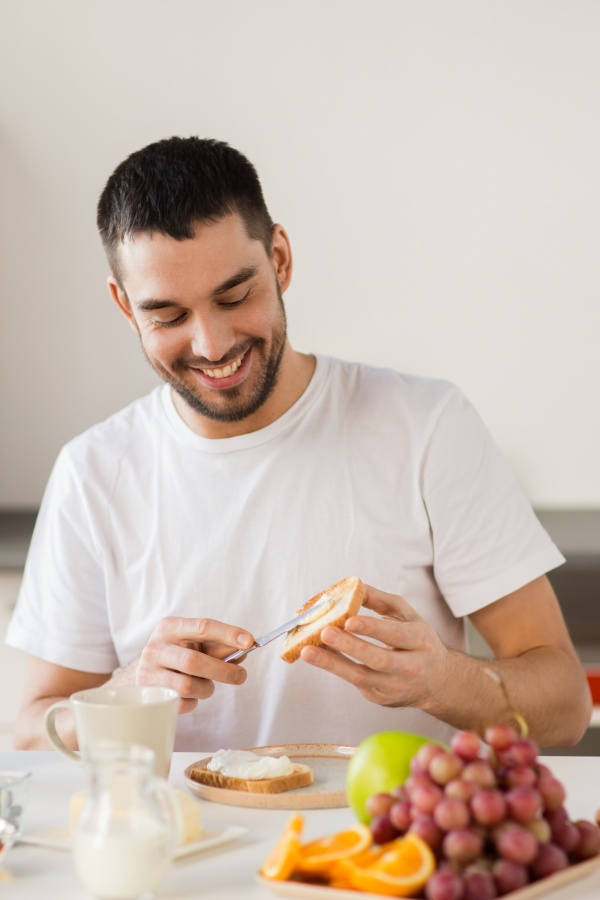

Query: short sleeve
left=421, top=387, right=565, bottom=617
left=5, top=447, right=119, bottom=672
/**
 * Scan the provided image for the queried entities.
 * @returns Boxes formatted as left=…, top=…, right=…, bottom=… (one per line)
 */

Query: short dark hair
left=97, top=136, right=274, bottom=283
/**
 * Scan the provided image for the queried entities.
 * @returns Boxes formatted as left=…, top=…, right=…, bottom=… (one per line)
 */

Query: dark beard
left=141, top=289, right=288, bottom=423
left=171, top=330, right=286, bottom=422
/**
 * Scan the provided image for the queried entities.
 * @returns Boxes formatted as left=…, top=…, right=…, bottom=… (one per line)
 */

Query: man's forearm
left=426, top=645, right=592, bottom=748
left=12, top=661, right=117, bottom=750
left=13, top=696, right=78, bottom=750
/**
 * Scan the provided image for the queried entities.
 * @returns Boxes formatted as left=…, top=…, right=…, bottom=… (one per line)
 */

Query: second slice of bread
left=280, top=574, right=365, bottom=664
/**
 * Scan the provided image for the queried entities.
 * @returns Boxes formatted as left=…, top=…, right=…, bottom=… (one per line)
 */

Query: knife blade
left=222, top=595, right=336, bottom=662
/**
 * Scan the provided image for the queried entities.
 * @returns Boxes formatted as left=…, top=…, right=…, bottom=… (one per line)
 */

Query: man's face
left=109, top=214, right=292, bottom=437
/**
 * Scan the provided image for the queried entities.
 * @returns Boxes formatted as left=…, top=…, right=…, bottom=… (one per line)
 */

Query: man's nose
left=189, top=314, right=234, bottom=363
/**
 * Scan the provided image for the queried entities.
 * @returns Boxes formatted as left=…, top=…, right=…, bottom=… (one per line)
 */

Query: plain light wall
left=1, top=0, right=598, bottom=509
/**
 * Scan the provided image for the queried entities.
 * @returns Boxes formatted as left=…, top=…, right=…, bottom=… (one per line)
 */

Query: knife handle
left=223, top=645, right=257, bottom=663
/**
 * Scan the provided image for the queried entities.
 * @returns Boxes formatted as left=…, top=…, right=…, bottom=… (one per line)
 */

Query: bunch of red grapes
left=366, top=725, right=600, bottom=899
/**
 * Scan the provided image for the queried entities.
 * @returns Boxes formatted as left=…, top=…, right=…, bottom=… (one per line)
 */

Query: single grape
left=463, top=870, right=498, bottom=899
left=411, top=781, right=445, bottom=814
left=551, top=820, right=579, bottom=854
left=503, top=739, right=539, bottom=768
left=484, top=724, right=518, bottom=752
left=526, top=817, right=551, bottom=844
left=537, top=774, right=566, bottom=812
left=504, top=786, right=543, bottom=824
left=391, top=783, right=408, bottom=802
left=544, top=805, right=569, bottom=834
left=406, top=772, right=435, bottom=793
left=389, top=800, right=411, bottom=833
left=370, top=813, right=399, bottom=844
left=504, top=766, right=537, bottom=789
left=409, top=802, right=423, bottom=822
left=410, top=813, right=444, bottom=850
left=462, top=760, right=497, bottom=789
left=470, top=789, right=507, bottom=827
left=535, top=762, right=552, bottom=779
left=530, top=842, right=569, bottom=879
left=434, top=797, right=471, bottom=831
left=572, top=820, right=600, bottom=860
left=430, top=751, right=464, bottom=786
left=414, top=741, right=445, bottom=772
left=442, top=827, right=484, bottom=865
left=410, top=756, right=428, bottom=776
left=451, top=731, right=483, bottom=762
left=463, top=860, right=493, bottom=875
left=491, top=858, right=529, bottom=895
left=366, top=791, right=395, bottom=819
left=495, top=823, right=538, bottom=865
left=446, top=778, right=478, bottom=803
left=425, top=869, right=466, bottom=900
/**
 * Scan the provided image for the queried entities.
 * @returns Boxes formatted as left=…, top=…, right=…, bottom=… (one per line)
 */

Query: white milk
left=73, top=820, right=172, bottom=899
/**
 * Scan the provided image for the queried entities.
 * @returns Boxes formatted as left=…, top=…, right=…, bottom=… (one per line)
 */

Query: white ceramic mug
left=44, top=685, right=179, bottom=778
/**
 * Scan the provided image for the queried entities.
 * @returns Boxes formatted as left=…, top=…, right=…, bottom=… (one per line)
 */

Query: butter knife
left=223, top=596, right=336, bottom=662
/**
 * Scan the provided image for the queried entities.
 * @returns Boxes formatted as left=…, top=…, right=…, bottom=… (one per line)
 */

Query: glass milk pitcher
left=72, top=741, right=179, bottom=900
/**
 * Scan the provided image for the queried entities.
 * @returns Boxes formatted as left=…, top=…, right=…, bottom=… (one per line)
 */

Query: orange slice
left=260, top=813, right=304, bottom=881
left=296, top=823, right=373, bottom=874
left=343, top=832, right=436, bottom=897
left=329, top=846, right=386, bottom=889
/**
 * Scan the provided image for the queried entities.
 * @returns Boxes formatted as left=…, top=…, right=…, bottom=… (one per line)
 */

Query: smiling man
left=108, top=213, right=313, bottom=437
left=7, top=137, right=591, bottom=753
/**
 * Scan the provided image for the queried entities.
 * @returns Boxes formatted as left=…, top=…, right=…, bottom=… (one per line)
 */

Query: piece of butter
left=173, top=789, right=203, bottom=844
left=69, top=788, right=202, bottom=845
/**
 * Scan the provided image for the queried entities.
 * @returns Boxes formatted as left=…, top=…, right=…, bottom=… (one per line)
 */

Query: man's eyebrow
left=210, top=266, right=258, bottom=297
left=135, top=266, right=259, bottom=311
left=136, top=298, right=179, bottom=311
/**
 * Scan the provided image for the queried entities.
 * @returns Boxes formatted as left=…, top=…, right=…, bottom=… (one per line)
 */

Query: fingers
left=343, top=613, right=428, bottom=653
left=153, top=615, right=254, bottom=651
left=136, top=616, right=254, bottom=706
left=362, top=584, right=422, bottom=623
left=300, top=640, right=411, bottom=707
left=300, top=613, right=436, bottom=709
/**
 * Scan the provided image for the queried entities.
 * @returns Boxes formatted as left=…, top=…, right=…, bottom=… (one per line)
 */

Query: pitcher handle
left=146, top=777, right=184, bottom=855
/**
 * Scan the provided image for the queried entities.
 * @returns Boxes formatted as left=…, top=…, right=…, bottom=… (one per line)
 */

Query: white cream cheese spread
left=207, top=749, right=294, bottom=779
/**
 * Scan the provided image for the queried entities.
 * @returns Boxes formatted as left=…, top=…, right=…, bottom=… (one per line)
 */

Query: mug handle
left=44, top=700, right=81, bottom=763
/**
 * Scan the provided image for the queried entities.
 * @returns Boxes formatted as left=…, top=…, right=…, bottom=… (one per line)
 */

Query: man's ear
left=270, top=224, right=293, bottom=293
left=107, top=277, right=138, bottom=333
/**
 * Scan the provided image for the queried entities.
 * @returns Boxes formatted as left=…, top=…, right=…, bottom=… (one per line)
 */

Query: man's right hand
left=12, top=617, right=255, bottom=748
left=115, top=616, right=256, bottom=713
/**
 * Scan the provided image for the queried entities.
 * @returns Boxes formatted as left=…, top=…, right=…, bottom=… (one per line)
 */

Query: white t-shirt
left=7, top=356, right=564, bottom=750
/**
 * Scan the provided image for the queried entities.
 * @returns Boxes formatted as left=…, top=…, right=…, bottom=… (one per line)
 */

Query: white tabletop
left=0, top=750, right=599, bottom=899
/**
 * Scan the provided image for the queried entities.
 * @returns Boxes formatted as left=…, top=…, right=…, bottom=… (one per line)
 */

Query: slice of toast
left=188, top=762, right=313, bottom=794
left=280, top=575, right=365, bottom=664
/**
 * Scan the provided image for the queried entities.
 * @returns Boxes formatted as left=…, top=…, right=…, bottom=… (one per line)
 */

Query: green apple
left=346, top=730, right=445, bottom=823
